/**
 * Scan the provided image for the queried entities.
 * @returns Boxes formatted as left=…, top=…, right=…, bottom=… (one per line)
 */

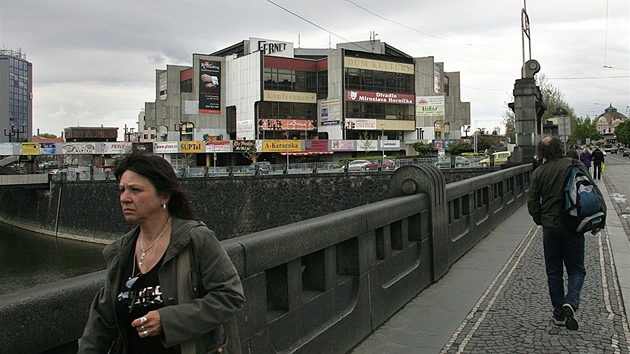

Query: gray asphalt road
left=601, top=151, right=630, bottom=234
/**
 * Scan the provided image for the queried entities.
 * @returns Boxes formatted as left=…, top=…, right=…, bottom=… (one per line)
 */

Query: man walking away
left=591, top=146, right=605, bottom=180
left=527, top=136, right=606, bottom=330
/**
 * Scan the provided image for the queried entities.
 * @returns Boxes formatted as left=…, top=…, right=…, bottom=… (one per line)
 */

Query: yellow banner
left=262, top=140, right=302, bottom=152
left=21, top=143, right=40, bottom=155
left=179, top=141, right=204, bottom=153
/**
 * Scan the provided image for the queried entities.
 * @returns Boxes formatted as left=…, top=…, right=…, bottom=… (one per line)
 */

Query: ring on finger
left=140, top=316, right=147, bottom=325
left=141, top=325, right=146, bottom=332
left=142, top=330, right=149, bottom=337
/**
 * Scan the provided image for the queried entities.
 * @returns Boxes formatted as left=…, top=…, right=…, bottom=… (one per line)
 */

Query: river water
left=0, top=222, right=107, bottom=296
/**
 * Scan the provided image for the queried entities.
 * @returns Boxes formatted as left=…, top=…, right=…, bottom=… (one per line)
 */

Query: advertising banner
left=262, top=140, right=302, bottom=153
left=416, top=96, right=445, bottom=117
left=345, top=118, right=377, bottom=130
left=331, top=140, right=355, bottom=152
left=40, top=142, right=57, bottom=155
left=62, top=143, right=96, bottom=155
left=154, top=142, right=179, bottom=154
left=259, top=119, right=316, bottom=131
left=232, top=140, right=255, bottom=152
left=320, top=99, right=341, bottom=126
left=205, top=140, right=231, bottom=153
left=380, top=140, right=401, bottom=151
left=100, top=142, right=132, bottom=154
left=21, top=143, right=40, bottom=155
left=304, top=140, right=329, bottom=153
left=345, top=90, right=414, bottom=105
left=0, top=143, right=15, bottom=155
left=179, top=141, right=204, bottom=153
left=198, top=59, right=221, bottom=114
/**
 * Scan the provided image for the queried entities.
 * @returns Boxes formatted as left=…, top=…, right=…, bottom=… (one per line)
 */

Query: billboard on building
left=345, top=118, right=377, bottom=130
left=40, top=142, right=57, bottom=155
left=62, top=143, right=96, bottom=155
left=262, top=140, right=302, bottom=153
left=320, top=99, right=341, bottom=126
left=199, top=59, right=221, bottom=114
left=416, top=96, right=445, bottom=117
left=345, top=90, right=414, bottom=105
left=100, top=142, right=132, bottom=154
left=21, top=143, right=40, bottom=155
left=155, top=142, right=179, bottom=154
left=259, top=119, right=316, bottom=131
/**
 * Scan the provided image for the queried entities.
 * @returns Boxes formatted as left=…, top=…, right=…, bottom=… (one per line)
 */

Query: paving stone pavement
left=351, top=179, right=630, bottom=354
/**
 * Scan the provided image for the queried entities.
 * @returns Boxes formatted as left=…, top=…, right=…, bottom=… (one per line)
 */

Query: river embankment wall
left=0, top=170, right=488, bottom=243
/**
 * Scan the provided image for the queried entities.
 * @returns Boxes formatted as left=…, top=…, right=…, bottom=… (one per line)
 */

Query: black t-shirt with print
left=117, top=249, right=175, bottom=354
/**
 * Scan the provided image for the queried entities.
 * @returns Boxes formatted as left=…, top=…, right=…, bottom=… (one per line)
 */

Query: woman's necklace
left=139, top=217, right=171, bottom=267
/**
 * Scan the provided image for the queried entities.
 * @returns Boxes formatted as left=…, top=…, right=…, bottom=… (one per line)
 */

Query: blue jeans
left=543, top=227, right=586, bottom=320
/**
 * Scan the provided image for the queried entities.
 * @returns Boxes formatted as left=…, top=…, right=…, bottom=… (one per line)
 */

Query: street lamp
left=3, top=124, right=26, bottom=142
left=380, top=124, right=386, bottom=160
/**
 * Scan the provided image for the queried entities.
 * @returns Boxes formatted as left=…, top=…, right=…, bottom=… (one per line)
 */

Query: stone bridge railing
left=0, top=164, right=531, bottom=353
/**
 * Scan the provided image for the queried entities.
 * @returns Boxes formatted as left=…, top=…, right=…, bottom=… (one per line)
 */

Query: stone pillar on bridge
left=508, top=59, right=546, bottom=165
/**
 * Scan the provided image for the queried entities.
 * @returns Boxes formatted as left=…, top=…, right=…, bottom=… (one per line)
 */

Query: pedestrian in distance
left=579, top=147, right=592, bottom=176
left=591, top=146, right=605, bottom=180
left=527, top=136, right=606, bottom=331
left=79, top=151, right=245, bottom=353
left=566, top=144, right=579, bottom=159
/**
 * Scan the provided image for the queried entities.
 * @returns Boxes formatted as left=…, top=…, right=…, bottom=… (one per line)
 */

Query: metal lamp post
left=3, top=124, right=26, bottom=142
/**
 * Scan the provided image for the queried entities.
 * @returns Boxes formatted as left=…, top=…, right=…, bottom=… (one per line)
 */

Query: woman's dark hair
left=114, top=150, right=198, bottom=220
left=536, top=136, right=563, bottom=162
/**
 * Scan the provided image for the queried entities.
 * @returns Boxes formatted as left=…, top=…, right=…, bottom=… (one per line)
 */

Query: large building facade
left=142, top=37, right=470, bottom=166
left=0, top=49, right=32, bottom=143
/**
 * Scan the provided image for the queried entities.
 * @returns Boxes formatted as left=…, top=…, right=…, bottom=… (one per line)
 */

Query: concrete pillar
left=509, top=60, right=546, bottom=164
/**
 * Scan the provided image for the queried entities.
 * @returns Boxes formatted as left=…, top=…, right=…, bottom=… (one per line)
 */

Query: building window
left=264, top=67, right=317, bottom=93
left=180, top=78, right=192, bottom=93
left=344, top=68, right=413, bottom=93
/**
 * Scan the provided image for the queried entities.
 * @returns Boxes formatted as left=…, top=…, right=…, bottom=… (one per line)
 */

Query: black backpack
left=562, top=159, right=605, bottom=233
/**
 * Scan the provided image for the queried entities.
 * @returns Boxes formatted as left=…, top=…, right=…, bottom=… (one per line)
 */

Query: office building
left=0, top=48, right=32, bottom=143
left=142, top=37, right=470, bottom=166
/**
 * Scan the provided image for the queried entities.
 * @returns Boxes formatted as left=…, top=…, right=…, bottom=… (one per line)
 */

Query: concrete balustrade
left=0, top=164, right=531, bottom=353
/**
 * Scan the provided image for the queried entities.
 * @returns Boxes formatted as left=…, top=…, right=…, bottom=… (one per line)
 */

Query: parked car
left=382, top=158, right=396, bottom=170
left=346, top=160, right=378, bottom=171
left=433, top=157, right=450, bottom=169
left=623, top=150, right=629, bottom=157
left=455, top=156, right=471, bottom=167
left=249, top=161, right=271, bottom=174
left=479, top=151, right=511, bottom=167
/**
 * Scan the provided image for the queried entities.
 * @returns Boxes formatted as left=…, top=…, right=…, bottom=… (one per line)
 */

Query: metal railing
left=44, top=156, right=493, bottom=182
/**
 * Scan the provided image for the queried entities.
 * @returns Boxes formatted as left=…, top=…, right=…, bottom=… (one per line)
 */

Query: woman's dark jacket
left=78, top=217, right=245, bottom=353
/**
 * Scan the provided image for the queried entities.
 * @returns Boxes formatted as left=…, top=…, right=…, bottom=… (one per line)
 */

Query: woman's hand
left=132, top=311, right=163, bottom=338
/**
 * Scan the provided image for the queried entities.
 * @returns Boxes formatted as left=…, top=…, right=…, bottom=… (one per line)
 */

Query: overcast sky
left=1, top=0, right=628, bottom=139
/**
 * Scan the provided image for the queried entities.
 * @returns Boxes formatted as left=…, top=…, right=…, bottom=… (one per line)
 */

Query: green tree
left=503, top=74, right=576, bottom=140
left=615, top=121, right=630, bottom=146
left=412, top=141, right=434, bottom=155
left=446, top=140, right=472, bottom=155
left=572, top=117, right=601, bottom=145
left=502, top=110, right=516, bottom=144
left=357, top=131, right=375, bottom=156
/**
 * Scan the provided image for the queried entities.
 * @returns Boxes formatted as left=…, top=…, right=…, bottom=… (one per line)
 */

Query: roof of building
left=64, top=126, right=119, bottom=131
left=31, top=136, right=65, bottom=143
left=595, top=104, right=628, bottom=124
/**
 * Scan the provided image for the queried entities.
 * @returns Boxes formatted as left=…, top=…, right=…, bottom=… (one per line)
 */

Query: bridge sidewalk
left=351, top=179, right=630, bottom=353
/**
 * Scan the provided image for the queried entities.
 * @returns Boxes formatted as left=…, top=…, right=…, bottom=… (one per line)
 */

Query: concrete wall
left=0, top=164, right=532, bottom=353
left=0, top=169, right=488, bottom=242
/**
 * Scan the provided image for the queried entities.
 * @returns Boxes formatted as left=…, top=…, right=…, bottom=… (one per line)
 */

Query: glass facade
left=2, top=52, right=31, bottom=142
left=345, top=68, right=413, bottom=93
left=263, top=67, right=317, bottom=92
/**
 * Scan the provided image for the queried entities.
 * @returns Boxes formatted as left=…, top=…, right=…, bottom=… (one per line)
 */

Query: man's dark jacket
left=528, top=155, right=606, bottom=230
